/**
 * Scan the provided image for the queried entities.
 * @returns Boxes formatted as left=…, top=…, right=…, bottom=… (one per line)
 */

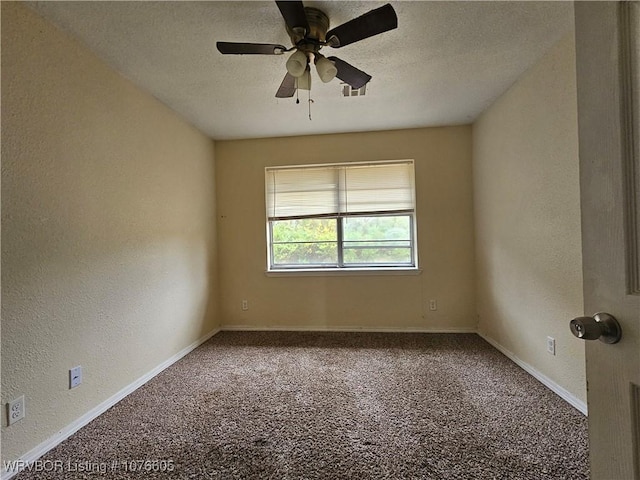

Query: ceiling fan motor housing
left=287, top=7, right=330, bottom=53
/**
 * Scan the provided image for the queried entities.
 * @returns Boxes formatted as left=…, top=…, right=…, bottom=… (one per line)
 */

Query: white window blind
left=266, top=161, right=415, bottom=220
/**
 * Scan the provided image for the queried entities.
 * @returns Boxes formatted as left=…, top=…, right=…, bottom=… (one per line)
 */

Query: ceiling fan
left=216, top=1, right=398, bottom=98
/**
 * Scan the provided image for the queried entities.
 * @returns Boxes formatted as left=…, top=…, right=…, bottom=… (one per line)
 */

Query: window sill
left=265, top=268, right=422, bottom=277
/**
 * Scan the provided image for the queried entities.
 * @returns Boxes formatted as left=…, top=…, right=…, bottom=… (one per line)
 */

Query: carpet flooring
left=13, top=332, right=589, bottom=479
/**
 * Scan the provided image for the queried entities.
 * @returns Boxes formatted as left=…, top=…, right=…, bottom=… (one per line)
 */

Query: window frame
left=265, top=160, right=418, bottom=273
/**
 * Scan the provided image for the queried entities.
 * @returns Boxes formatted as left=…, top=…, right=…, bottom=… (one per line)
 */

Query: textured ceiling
left=29, top=1, right=574, bottom=140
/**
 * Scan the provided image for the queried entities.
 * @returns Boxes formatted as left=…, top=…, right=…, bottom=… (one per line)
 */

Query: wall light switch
left=69, top=366, right=82, bottom=389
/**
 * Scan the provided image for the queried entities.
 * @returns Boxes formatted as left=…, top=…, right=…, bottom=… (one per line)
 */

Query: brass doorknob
left=569, top=312, right=622, bottom=344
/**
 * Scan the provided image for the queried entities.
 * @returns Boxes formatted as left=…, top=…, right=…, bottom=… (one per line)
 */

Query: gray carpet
left=14, top=332, right=589, bottom=479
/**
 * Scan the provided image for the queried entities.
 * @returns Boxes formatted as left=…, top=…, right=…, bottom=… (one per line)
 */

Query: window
left=265, top=160, right=417, bottom=271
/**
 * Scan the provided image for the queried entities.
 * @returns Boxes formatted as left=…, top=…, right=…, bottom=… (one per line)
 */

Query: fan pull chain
left=308, top=89, right=313, bottom=121
left=296, top=80, right=300, bottom=104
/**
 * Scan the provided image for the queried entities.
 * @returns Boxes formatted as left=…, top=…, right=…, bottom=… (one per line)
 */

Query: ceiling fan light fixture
left=315, top=56, right=337, bottom=83
left=286, top=50, right=308, bottom=77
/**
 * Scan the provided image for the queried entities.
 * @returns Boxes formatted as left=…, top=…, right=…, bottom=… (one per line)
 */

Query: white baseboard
left=477, top=332, right=588, bottom=415
left=1, top=328, right=221, bottom=480
left=221, top=325, right=477, bottom=333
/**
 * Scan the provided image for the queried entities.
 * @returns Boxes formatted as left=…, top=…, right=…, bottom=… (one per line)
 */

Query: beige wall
left=215, top=127, right=476, bottom=331
left=472, top=32, right=586, bottom=403
left=1, top=2, right=219, bottom=463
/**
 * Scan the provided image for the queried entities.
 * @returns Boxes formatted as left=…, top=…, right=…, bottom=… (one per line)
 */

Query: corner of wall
left=471, top=29, right=586, bottom=406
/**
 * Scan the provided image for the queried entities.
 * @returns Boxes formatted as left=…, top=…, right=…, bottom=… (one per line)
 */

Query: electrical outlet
left=241, top=300, right=248, bottom=311
left=7, top=395, right=25, bottom=426
left=546, top=336, right=556, bottom=356
left=69, top=366, right=82, bottom=389
left=429, top=299, right=437, bottom=311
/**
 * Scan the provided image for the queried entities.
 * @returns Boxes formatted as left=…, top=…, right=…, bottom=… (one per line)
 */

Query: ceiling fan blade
left=275, top=1, right=310, bottom=34
left=217, top=42, right=286, bottom=55
left=328, top=57, right=372, bottom=89
left=326, top=4, right=397, bottom=48
left=276, top=72, right=296, bottom=98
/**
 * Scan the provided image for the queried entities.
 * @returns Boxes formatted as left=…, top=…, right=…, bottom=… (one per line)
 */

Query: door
left=574, top=2, right=640, bottom=479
